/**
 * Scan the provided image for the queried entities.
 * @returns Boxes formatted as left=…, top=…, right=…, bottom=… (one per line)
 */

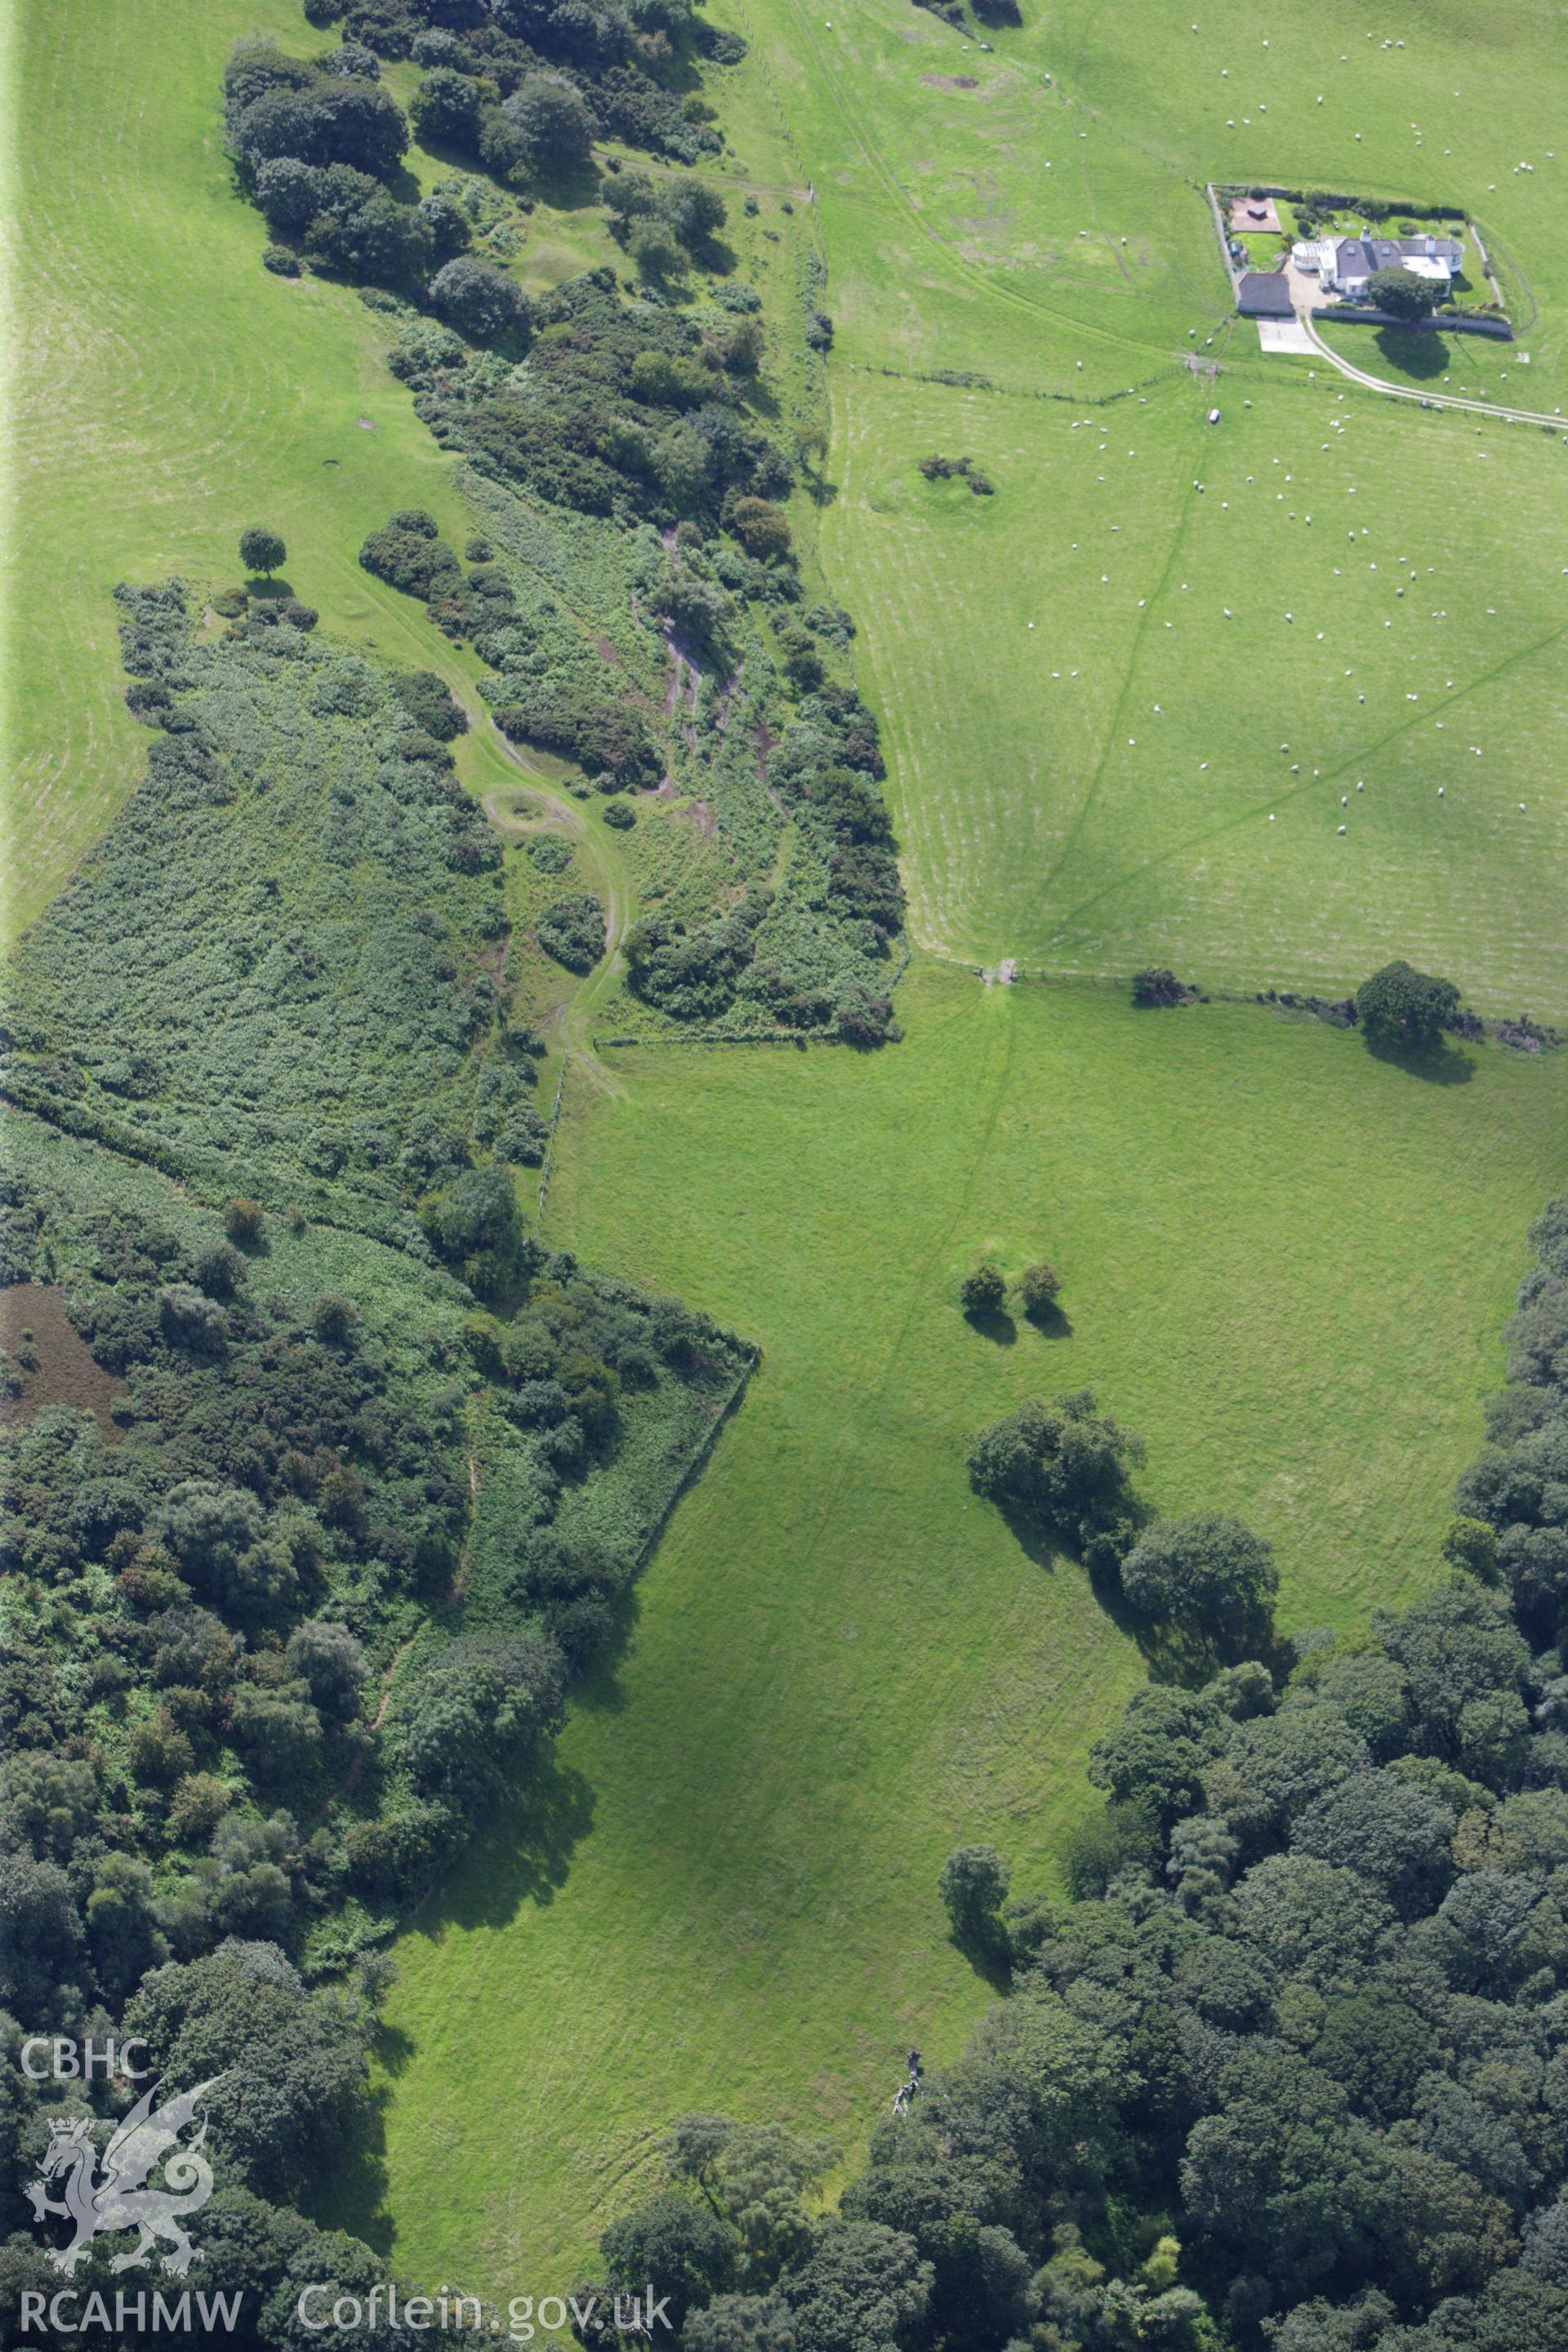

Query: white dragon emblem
left=24, top=2076, right=225, bottom=2276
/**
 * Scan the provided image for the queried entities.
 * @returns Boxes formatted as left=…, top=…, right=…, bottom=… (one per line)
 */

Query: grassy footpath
left=367, top=966, right=1568, bottom=2292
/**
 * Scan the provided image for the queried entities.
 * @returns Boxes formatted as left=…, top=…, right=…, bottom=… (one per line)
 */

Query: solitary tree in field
left=1016, top=1262, right=1061, bottom=1319
left=1364, top=266, right=1441, bottom=322
left=960, top=1262, right=1007, bottom=1317
left=239, top=525, right=287, bottom=579
left=1355, top=958, right=1461, bottom=1049
left=939, top=1844, right=1010, bottom=1950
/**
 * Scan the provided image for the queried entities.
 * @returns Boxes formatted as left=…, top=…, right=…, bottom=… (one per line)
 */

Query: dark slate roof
left=1339, top=234, right=1463, bottom=274
left=1236, top=271, right=1295, bottom=316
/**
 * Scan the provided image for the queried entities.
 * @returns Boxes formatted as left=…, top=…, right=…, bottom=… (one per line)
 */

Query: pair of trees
left=960, top=1259, right=1060, bottom=1319
left=228, top=43, right=409, bottom=180
left=606, top=171, right=728, bottom=280
left=968, top=1382, right=1278, bottom=1655
left=412, top=65, right=595, bottom=180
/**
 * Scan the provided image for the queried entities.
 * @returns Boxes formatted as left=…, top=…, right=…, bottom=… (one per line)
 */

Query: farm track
left=1300, top=312, right=1568, bottom=430
left=479, top=729, right=637, bottom=1086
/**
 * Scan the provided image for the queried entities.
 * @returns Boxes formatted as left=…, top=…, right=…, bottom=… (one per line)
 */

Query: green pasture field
left=715, top=0, right=1222, bottom=391
left=718, top=0, right=1568, bottom=1004
left=821, top=362, right=1568, bottom=1005
left=1316, top=318, right=1564, bottom=403
left=368, top=966, right=1568, bottom=2290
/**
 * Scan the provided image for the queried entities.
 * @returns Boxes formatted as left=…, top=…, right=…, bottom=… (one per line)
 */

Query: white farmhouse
left=1312, top=233, right=1464, bottom=296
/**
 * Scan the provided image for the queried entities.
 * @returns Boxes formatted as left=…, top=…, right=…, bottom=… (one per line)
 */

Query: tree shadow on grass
left=1022, top=1302, right=1073, bottom=1342
left=1371, top=326, right=1450, bottom=379
left=991, top=1497, right=1145, bottom=1646
left=738, top=378, right=782, bottom=424
left=527, top=160, right=605, bottom=216
left=309, top=2100, right=397, bottom=2252
left=946, top=1925, right=1013, bottom=1995
left=965, top=1307, right=1017, bottom=1346
left=411, top=1749, right=599, bottom=1940
left=314, top=1742, right=603, bottom=2245
left=689, top=234, right=737, bottom=278
left=568, top=1581, right=640, bottom=1717
left=307, top=2018, right=420, bottom=2249
left=1363, top=1033, right=1476, bottom=1085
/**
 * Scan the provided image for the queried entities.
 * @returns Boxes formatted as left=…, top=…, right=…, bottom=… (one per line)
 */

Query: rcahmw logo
left=16, top=2038, right=243, bottom=2332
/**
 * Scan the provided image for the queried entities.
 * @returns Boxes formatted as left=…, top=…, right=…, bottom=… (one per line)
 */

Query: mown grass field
left=724, top=0, right=1568, bottom=1006
left=372, top=966, right=1568, bottom=2291
left=822, top=363, right=1568, bottom=1003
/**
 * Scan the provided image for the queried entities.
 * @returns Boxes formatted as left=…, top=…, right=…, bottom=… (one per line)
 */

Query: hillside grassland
left=372, top=966, right=1568, bottom=2290
left=6, top=0, right=477, bottom=940
left=715, top=0, right=1218, bottom=386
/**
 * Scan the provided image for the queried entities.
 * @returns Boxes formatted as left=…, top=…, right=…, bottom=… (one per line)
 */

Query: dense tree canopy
left=968, top=1390, right=1146, bottom=1570
left=1120, top=1512, right=1280, bottom=1657
left=502, top=68, right=595, bottom=173
left=428, top=253, right=533, bottom=341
